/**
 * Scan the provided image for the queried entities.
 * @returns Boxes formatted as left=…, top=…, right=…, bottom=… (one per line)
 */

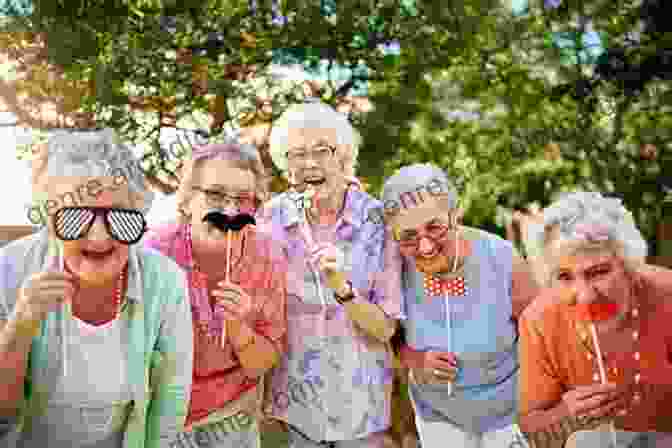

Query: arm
left=337, top=233, right=402, bottom=343
left=145, top=271, right=194, bottom=448
left=0, top=254, right=34, bottom=418
left=518, top=312, right=585, bottom=448
left=231, top=248, right=287, bottom=378
left=0, top=315, right=36, bottom=416
left=511, top=255, right=541, bottom=321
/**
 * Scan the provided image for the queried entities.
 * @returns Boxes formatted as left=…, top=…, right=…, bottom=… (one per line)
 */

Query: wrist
left=232, top=321, right=255, bottom=352
left=334, top=280, right=355, bottom=304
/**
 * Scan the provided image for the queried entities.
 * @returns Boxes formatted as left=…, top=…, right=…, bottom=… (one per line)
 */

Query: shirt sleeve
left=368, top=233, right=405, bottom=320
left=518, top=310, right=565, bottom=417
left=145, top=269, right=194, bottom=448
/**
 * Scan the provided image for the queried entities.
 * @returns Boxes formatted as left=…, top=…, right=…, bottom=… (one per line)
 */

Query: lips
left=82, top=248, right=114, bottom=260
left=304, top=177, right=325, bottom=186
left=575, top=301, right=621, bottom=322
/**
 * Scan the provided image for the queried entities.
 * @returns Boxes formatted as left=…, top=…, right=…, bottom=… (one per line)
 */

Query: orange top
left=518, top=266, right=672, bottom=432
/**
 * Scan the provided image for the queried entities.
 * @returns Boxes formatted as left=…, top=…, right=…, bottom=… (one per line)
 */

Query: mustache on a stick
left=202, top=211, right=256, bottom=232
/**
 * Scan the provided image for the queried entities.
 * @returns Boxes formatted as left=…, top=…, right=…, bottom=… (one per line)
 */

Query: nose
left=417, top=236, right=436, bottom=257
left=574, top=279, right=598, bottom=304
left=86, top=215, right=111, bottom=241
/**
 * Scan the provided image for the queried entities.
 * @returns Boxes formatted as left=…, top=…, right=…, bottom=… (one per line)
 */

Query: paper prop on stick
left=48, top=237, right=69, bottom=378
left=202, top=209, right=256, bottom=347
left=576, top=302, right=619, bottom=448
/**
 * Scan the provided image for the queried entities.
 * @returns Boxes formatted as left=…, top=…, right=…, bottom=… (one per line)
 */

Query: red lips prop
left=575, top=301, right=620, bottom=322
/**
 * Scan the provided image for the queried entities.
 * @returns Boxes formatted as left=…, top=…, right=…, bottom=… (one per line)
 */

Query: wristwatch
left=334, top=280, right=355, bottom=304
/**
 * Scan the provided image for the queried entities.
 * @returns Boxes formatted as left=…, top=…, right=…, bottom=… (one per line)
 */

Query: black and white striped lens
left=106, top=209, right=146, bottom=244
left=54, top=207, right=146, bottom=244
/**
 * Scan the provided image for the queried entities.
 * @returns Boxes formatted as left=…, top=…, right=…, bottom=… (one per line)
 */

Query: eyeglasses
left=286, top=145, right=336, bottom=163
left=54, top=207, right=147, bottom=244
left=394, top=216, right=459, bottom=252
left=193, top=187, right=256, bottom=208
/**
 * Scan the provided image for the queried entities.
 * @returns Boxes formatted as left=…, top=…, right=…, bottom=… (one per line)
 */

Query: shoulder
left=136, top=246, right=188, bottom=299
left=245, top=226, right=286, bottom=263
left=519, top=286, right=571, bottom=335
left=636, top=265, right=672, bottom=314
left=0, top=230, right=47, bottom=262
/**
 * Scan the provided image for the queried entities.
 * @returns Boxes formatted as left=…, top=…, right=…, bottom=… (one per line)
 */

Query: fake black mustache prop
left=202, top=211, right=256, bottom=232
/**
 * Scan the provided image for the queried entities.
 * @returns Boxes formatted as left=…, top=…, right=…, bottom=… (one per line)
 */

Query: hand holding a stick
left=212, top=281, right=253, bottom=321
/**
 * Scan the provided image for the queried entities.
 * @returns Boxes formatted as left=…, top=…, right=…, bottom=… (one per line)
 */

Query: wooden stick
left=589, top=323, right=618, bottom=448
left=221, top=230, right=231, bottom=348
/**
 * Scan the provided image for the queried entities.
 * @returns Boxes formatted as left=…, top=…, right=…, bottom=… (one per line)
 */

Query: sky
left=0, top=111, right=178, bottom=226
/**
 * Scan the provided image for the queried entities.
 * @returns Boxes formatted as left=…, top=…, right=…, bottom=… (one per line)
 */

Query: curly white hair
left=532, top=191, right=647, bottom=284
left=31, top=128, right=154, bottom=214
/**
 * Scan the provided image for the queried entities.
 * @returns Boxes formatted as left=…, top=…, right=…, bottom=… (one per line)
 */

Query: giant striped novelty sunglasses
left=54, top=207, right=147, bottom=245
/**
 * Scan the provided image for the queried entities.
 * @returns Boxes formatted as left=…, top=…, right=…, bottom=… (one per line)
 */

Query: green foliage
left=1, top=0, right=670, bottom=244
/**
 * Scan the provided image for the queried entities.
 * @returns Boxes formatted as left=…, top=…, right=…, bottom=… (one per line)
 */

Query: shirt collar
left=281, top=185, right=364, bottom=232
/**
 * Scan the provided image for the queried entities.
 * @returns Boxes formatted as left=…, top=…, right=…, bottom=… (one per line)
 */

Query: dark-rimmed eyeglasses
left=54, top=207, right=147, bottom=244
left=193, top=187, right=256, bottom=208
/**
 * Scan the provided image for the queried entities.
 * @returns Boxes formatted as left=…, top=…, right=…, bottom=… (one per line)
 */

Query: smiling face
left=47, top=175, right=134, bottom=286
left=550, top=246, right=633, bottom=326
left=387, top=194, right=466, bottom=275
left=285, top=127, right=346, bottom=198
left=186, top=159, right=257, bottom=242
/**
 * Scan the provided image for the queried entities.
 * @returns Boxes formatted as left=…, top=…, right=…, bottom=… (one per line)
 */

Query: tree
left=2, top=0, right=670, bottom=243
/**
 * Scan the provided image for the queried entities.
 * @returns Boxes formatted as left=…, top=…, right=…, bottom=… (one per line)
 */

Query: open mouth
left=82, top=248, right=115, bottom=261
left=304, top=177, right=326, bottom=186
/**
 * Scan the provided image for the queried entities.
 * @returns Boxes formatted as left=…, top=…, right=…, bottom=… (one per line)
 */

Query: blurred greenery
left=1, top=0, right=670, bottom=243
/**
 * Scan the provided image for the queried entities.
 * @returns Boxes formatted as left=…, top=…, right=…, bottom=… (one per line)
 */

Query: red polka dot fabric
left=423, top=275, right=468, bottom=297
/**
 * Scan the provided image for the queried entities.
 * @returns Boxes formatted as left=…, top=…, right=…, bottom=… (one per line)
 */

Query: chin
left=415, top=256, right=450, bottom=275
left=66, top=254, right=128, bottom=286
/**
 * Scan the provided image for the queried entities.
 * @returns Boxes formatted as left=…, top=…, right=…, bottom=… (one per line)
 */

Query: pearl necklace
left=578, top=302, right=643, bottom=413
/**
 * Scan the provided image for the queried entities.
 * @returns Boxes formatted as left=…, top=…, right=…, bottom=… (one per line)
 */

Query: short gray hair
left=381, top=163, right=458, bottom=215
left=534, top=191, right=647, bottom=285
left=31, top=128, right=154, bottom=214
left=269, top=102, right=361, bottom=177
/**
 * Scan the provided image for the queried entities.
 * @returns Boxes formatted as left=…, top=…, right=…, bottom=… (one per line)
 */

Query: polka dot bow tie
left=423, top=275, right=468, bottom=297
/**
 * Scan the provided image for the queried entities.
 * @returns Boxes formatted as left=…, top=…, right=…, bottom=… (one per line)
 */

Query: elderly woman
left=257, top=101, right=402, bottom=448
left=518, top=192, right=672, bottom=447
left=143, top=141, right=286, bottom=448
left=382, top=164, right=539, bottom=448
left=0, top=129, right=193, bottom=448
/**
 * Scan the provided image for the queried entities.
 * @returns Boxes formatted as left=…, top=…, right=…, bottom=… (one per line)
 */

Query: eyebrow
left=288, top=140, right=334, bottom=150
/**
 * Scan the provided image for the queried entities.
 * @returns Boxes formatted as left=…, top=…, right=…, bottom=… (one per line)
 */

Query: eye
left=556, top=272, right=572, bottom=282
left=587, top=267, right=611, bottom=279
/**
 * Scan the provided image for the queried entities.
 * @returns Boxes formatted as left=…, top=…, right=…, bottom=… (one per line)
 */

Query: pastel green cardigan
left=0, top=230, right=193, bottom=448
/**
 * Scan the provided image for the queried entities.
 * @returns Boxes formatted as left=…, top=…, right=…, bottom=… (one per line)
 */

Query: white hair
left=31, top=128, right=154, bottom=214
left=533, top=191, right=647, bottom=286
left=269, top=101, right=361, bottom=177
left=381, top=163, right=458, bottom=210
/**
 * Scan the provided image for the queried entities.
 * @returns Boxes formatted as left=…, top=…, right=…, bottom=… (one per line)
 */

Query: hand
left=411, top=351, right=459, bottom=385
left=310, top=243, right=344, bottom=273
left=211, top=281, right=253, bottom=321
left=562, top=383, right=628, bottom=425
left=13, top=271, right=76, bottom=325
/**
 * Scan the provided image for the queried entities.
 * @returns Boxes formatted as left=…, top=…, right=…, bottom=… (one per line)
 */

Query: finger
left=430, top=359, right=458, bottom=371
left=576, top=383, right=617, bottom=399
left=435, top=353, right=458, bottom=366
left=577, top=390, right=620, bottom=415
left=35, top=271, right=75, bottom=281
left=34, top=282, right=77, bottom=297
left=587, top=397, right=623, bottom=420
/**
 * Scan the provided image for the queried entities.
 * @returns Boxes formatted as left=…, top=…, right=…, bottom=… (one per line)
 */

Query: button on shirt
left=256, top=187, right=403, bottom=442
